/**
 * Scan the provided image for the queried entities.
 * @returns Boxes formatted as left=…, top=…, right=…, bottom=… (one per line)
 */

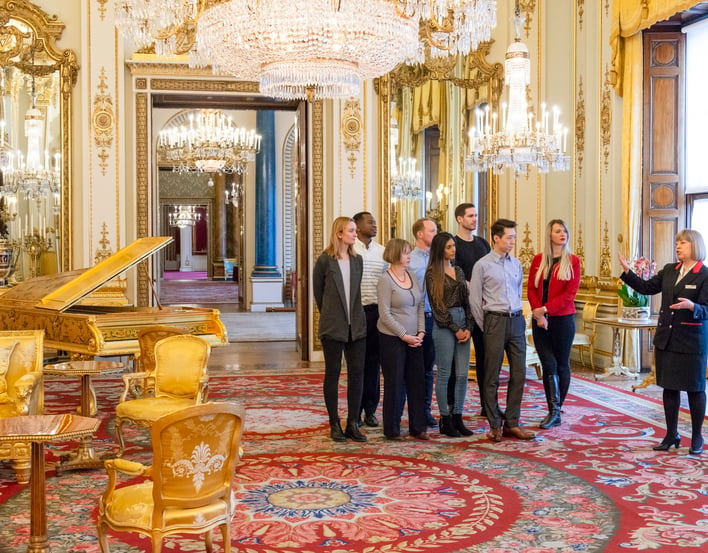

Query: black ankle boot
left=344, top=421, right=367, bottom=442
left=452, top=414, right=474, bottom=436
left=439, top=415, right=461, bottom=437
left=330, top=420, right=346, bottom=442
left=539, top=374, right=562, bottom=429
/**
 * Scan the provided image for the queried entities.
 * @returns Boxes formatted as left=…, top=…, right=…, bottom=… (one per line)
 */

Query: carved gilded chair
left=0, top=330, right=44, bottom=483
left=125, top=326, right=188, bottom=399
left=572, top=302, right=599, bottom=371
left=98, top=402, right=244, bottom=553
left=114, top=335, right=210, bottom=456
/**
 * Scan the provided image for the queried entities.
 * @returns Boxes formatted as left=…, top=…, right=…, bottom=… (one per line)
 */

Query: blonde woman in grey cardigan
left=377, top=238, right=429, bottom=440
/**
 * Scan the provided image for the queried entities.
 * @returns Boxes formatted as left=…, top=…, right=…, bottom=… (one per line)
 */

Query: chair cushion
left=0, top=341, right=18, bottom=404
left=104, top=481, right=231, bottom=530
left=116, top=397, right=197, bottom=422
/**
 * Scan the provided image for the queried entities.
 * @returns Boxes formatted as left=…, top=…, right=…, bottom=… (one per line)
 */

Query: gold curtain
left=610, top=0, right=700, bottom=93
left=412, top=80, right=449, bottom=186
left=610, top=0, right=700, bottom=258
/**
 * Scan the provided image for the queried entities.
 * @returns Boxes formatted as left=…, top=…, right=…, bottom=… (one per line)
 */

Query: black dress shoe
left=689, top=437, right=704, bottom=455
left=363, top=413, right=379, bottom=427
left=345, top=422, right=367, bottom=442
left=426, top=414, right=438, bottom=428
left=652, top=434, right=680, bottom=451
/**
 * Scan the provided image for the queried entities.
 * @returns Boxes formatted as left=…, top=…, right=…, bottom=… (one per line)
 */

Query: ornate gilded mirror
left=377, top=45, right=503, bottom=240
left=0, top=0, right=78, bottom=280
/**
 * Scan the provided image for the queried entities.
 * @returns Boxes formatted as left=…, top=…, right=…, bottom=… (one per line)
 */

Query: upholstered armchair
left=114, top=334, right=210, bottom=456
left=98, top=402, right=244, bottom=553
left=0, top=330, right=44, bottom=483
left=123, top=325, right=188, bottom=400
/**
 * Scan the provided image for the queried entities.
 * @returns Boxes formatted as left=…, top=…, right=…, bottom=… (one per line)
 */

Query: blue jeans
left=433, top=307, right=471, bottom=416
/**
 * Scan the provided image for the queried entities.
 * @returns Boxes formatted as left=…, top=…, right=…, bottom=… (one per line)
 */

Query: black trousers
left=361, top=304, right=381, bottom=417
left=322, top=334, right=365, bottom=424
left=379, top=332, right=427, bottom=437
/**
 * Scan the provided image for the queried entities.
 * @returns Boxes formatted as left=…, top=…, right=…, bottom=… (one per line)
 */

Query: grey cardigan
left=313, top=251, right=366, bottom=342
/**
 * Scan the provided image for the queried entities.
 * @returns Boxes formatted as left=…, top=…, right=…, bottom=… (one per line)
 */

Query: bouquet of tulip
left=617, top=256, right=657, bottom=307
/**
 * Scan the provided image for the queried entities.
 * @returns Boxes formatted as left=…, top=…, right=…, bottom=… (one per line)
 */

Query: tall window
left=684, top=18, right=708, bottom=239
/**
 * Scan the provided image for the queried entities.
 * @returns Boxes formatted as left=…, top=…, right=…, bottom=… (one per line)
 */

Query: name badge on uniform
left=686, top=284, right=697, bottom=289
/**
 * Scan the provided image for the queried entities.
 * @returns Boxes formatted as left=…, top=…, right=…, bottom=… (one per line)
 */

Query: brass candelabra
left=23, top=232, right=51, bottom=279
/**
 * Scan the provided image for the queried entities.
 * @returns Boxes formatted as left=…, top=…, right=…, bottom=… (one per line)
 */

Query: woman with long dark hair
left=425, top=232, right=474, bottom=437
left=527, top=219, right=581, bottom=429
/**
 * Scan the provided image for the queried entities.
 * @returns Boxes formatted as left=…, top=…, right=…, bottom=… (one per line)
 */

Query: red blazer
left=527, top=254, right=581, bottom=317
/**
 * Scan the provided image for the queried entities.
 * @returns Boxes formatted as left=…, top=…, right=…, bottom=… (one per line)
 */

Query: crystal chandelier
left=115, top=2, right=498, bottom=101
left=157, top=110, right=261, bottom=174
left=191, top=0, right=421, bottom=101
left=221, top=177, right=243, bottom=207
left=114, top=0, right=202, bottom=57
left=401, top=0, right=497, bottom=62
left=391, top=157, right=423, bottom=200
left=464, top=1, right=569, bottom=175
left=0, top=57, right=60, bottom=203
left=168, top=204, right=201, bottom=228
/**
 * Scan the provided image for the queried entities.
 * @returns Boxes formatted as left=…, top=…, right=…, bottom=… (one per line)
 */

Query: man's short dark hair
left=353, top=211, right=371, bottom=224
left=454, top=203, right=476, bottom=219
left=490, top=218, right=516, bottom=240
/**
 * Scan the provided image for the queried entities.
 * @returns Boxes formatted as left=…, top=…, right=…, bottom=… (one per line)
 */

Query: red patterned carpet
left=0, top=370, right=706, bottom=553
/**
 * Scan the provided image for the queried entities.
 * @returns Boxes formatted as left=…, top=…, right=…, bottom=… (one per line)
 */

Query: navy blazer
left=621, top=261, right=708, bottom=354
left=313, top=251, right=366, bottom=342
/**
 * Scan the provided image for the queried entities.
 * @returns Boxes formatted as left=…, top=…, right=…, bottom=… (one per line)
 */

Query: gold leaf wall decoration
left=575, top=75, right=585, bottom=177
left=600, top=66, right=612, bottom=174
left=92, top=68, right=114, bottom=176
left=341, top=98, right=362, bottom=178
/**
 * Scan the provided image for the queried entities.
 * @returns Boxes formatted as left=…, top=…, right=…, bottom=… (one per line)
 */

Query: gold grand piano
left=0, top=237, right=227, bottom=357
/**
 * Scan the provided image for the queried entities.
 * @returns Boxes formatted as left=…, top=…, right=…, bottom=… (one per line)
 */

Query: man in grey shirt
left=469, top=219, right=536, bottom=443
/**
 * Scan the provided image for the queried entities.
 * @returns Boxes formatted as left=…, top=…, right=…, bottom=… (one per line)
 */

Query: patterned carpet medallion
left=0, top=371, right=706, bottom=553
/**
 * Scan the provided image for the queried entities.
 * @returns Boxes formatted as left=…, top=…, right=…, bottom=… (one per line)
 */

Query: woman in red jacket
left=527, top=219, right=581, bottom=429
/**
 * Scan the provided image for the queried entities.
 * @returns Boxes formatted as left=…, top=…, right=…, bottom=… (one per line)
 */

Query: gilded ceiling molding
left=518, top=223, right=535, bottom=274
left=93, top=68, right=114, bottom=176
left=135, top=78, right=147, bottom=90
left=577, top=0, right=584, bottom=32
left=575, top=75, right=585, bottom=177
left=519, top=0, right=536, bottom=38
left=341, top=98, right=362, bottom=179
left=150, top=77, right=259, bottom=93
left=601, top=65, right=612, bottom=174
left=126, top=59, right=257, bottom=81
